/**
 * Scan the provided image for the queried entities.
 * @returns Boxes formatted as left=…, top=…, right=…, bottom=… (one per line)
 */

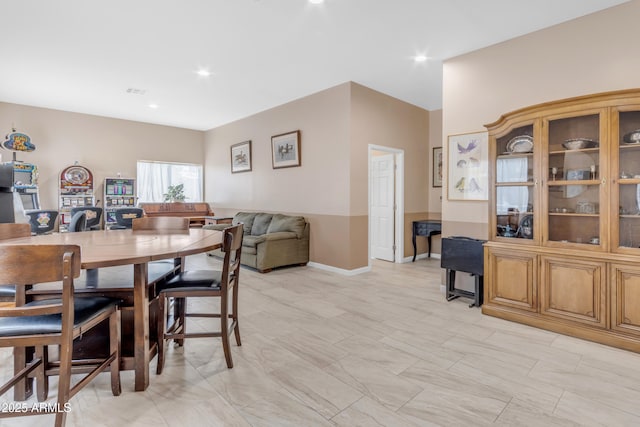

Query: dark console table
left=412, top=220, right=442, bottom=261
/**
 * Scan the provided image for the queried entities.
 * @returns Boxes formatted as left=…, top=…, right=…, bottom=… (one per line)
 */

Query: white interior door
left=371, top=153, right=395, bottom=261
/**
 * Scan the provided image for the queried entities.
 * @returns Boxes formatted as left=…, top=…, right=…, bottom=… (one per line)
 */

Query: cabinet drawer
left=540, top=255, right=607, bottom=328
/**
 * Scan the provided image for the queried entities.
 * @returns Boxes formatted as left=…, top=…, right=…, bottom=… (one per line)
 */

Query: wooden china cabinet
left=484, top=89, right=640, bottom=353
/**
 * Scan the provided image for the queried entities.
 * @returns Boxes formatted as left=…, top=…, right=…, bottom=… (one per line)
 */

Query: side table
left=412, top=220, right=442, bottom=261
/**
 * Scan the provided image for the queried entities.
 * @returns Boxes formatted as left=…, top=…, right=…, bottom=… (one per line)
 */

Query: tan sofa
left=204, top=212, right=309, bottom=273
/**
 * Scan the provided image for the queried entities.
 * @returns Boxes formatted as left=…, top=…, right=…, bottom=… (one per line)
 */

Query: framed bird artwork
left=447, top=131, right=488, bottom=201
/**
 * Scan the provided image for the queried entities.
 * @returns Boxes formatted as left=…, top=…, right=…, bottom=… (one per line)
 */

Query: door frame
left=368, top=144, right=405, bottom=265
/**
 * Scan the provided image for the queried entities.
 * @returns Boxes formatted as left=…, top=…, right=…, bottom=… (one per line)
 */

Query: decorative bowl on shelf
left=506, top=135, right=533, bottom=153
left=623, top=129, right=640, bottom=144
left=562, top=138, right=599, bottom=150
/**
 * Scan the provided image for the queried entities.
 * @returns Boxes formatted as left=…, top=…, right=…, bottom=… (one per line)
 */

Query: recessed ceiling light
left=414, top=54, right=428, bottom=63
left=148, top=103, right=159, bottom=109
left=309, top=0, right=324, bottom=4
left=196, top=69, right=212, bottom=77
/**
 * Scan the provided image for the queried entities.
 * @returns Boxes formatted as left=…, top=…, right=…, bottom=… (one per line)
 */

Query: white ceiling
left=0, top=0, right=629, bottom=131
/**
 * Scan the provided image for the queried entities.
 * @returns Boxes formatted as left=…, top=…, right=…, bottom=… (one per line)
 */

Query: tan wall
left=350, top=82, right=430, bottom=259
left=428, top=109, right=443, bottom=214
left=204, top=83, right=351, bottom=216
left=0, top=102, right=203, bottom=210
left=205, top=82, right=430, bottom=269
left=441, top=0, right=640, bottom=239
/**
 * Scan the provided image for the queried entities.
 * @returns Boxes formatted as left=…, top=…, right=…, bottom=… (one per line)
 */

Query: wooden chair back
left=0, top=223, right=32, bottom=302
left=0, top=223, right=31, bottom=240
left=0, top=244, right=80, bottom=289
left=221, top=224, right=243, bottom=292
left=132, top=216, right=190, bottom=231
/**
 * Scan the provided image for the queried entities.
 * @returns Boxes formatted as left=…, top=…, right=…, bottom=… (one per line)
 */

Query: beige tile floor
left=2, top=254, right=640, bottom=426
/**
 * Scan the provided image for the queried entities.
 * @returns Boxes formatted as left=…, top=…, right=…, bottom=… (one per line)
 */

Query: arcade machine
left=0, top=163, right=17, bottom=223
left=1, top=128, right=40, bottom=211
left=59, top=163, right=95, bottom=231
left=104, top=176, right=137, bottom=228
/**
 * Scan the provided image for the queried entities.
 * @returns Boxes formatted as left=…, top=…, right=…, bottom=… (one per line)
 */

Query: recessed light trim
left=196, top=69, right=212, bottom=77
left=414, top=54, right=428, bottom=63
left=148, top=103, right=159, bottom=109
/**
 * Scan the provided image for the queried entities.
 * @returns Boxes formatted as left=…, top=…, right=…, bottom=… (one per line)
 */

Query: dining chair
left=70, top=206, right=102, bottom=230
left=25, top=210, right=58, bottom=234
left=68, top=210, right=87, bottom=232
left=0, top=244, right=121, bottom=427
left=155, top=223, right=243, bottom=373
left=0, top=223, right=31, bottom=302
left=110, top=207, right=144, bottom=230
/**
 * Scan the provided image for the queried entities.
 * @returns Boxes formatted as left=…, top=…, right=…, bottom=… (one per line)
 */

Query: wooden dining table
left=0, top=227, right=223, bottom=393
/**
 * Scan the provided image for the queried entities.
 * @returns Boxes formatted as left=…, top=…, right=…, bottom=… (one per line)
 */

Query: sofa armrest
left=263, top=231, right=297, bottom=242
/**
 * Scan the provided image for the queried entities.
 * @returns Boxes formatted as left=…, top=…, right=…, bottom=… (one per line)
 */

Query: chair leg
left=175, top=297, right=185, bottom=346
left=55, top=340, right=73, bottom=427
left=156, top=294, right=166, bottom=375
left=221, top=320, right=233, bottom=368
left=232, top=286, right=241, bottom=347
left=35, top=346, right=49, bottom=402
left=220, top=296, right=233, bottom=369
left=13, top=347, right=33, bottom=400
left=109, top=310, right=122, bottom=396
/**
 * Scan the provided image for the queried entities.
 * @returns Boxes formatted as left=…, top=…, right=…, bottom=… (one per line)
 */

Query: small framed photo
left=230, top=140, right=252, bottom=173
left=271, top=130, right=301, bottom=169
left=432, top=147, right=443, bottom=187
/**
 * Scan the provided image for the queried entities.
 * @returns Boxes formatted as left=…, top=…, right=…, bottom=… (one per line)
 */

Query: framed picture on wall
left=230, top=140, right=252, bottom=173
left=432, top=147, right=443, bottom=187
left=271, top=130, right=301, bottom=169
left=447, top=131, right=488, bottom=201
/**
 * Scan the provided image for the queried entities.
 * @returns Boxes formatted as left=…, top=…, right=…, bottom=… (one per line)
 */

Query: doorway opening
left=368, top=145, right=404, bottom=265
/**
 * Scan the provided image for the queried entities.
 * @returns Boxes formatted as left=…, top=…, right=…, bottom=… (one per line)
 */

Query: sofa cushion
left=267, top=214, right=306, bottom=238
left=233, top=212, right=256, bottom=232
left=251, top=213, right=273, bottom=236
left=242, top=235, right=267, bottom=248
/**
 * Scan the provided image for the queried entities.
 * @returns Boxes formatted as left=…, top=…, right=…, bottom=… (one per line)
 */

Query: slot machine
left=59, top=163, right=95, bottom=231
left=1, top=129, right=40, bottom=211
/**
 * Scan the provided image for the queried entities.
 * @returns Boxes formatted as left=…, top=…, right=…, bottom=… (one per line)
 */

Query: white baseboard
left=308, top=262, right=372, bottom=276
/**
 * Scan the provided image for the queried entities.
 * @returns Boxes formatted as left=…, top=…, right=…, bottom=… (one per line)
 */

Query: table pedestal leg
left=133, top=263, right=149, bottom=392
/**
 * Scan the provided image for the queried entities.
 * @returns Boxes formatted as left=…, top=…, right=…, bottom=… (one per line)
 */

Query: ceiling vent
left=126, top=88, right=147, bottom=95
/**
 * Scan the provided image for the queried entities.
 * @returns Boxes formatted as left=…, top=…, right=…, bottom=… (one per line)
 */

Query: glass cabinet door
left=616, top=110, right=640, bottom=251
left=494, top=125, right=535, bottom=240
left=546, top=112, right=603, bottom=246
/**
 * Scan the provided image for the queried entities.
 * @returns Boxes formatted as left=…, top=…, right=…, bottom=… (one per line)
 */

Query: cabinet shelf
left=619, top=143, right=640, bottom=150
left=549, top=212, right=599, bottom=217
left=495, top=181, right=534, bottom=187
left=548, top=179, right=599, bottom=186
left=497, top=152, right=533, bottom=159
left=549, top=147, right=599, bottom=155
